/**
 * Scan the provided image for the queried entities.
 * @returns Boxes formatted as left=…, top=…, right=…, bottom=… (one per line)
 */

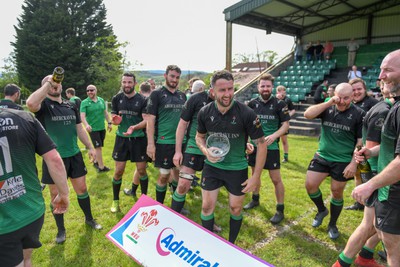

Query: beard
left=216, top=96, right=232, bottom=107
left=388, top=81, right=400, bottom=96
left=260, top=92, right=271, bottom=100
left=166, top=79, right=178, bottom=89
left=123, top=86, right=135, bottom=94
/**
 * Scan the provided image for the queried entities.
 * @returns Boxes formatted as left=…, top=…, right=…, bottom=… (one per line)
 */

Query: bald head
left=335, top=83, right=353, bottom=96
left=380, top=49, right=400, bottom=95
left=191, top=80, right=206, bottom=93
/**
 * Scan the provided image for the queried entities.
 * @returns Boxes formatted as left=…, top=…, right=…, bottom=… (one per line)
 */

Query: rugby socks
left=338, top=252, right=353, bottom=267
left=51, top=204, right=65, bottom=231
left=77, top=192, right=93, bottom=221
left=140, top=175, right=148, bottom=195
left=284, top=153, right=288, bottom=161
left=171, top=179, right=178, bottom=193
left=112, top=178, right=122, bottom=200
left=309, top=189, right=326, bottom=212
left=229, top=214, right=243, bottom=244
left=171, top=191, right=186, bottom=213
left=131, top=183, right=139, bottom=195
left=359, top=246, right=374, bottom=259
left=252, top=194, right=260, bottom=202
left=201, top=213, right=214, bottom=232
left=329, top=198, right=343, bottom=226
left=277, top=203, right=284, bottom=212
left=156, top=184, right=167, bottom=204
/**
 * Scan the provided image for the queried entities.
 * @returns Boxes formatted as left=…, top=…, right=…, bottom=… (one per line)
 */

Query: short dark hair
left=4, top=84, right=21, bottom=96
left=139, top=82, right=151, bottom=94
left=123, top=72, right=136, bottom=82
left=166, top=65, right=181, bottom=75
left=258, top=73, right=275, bottom=84
left=65, top=87, right=76, bottom=96
left=211, top=70, right=234, bottom=87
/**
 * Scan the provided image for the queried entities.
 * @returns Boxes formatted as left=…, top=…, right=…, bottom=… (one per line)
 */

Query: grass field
left=31, top=131, right=385, bottom=267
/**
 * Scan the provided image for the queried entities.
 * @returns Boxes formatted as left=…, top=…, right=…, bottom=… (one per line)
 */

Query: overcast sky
left=1, top=0, right=294, bottom=72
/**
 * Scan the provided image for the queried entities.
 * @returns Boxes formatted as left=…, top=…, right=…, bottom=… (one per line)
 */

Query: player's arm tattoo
left=252, top=136, right=266, bottom=145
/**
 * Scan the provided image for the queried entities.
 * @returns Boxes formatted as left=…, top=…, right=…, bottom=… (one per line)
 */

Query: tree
left=233, top=50, right=279, bottom=66
left=12, top=0, right=123, bottom=99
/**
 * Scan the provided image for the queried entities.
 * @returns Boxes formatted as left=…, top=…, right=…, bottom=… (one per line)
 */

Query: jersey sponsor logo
left=0, top=117, right=18, bottom=131
left=208, top=131, right=239, bottom=139
left=0, top=175, right=26, bottom=204
left=257, top=114, right=276, bottom=120
left=51, top=115, right=76, bottom=121
left=164, top=104, right=184, bottom=109
left=323, top=121, right=351, bottom=132
left=120, top=110, right=139, bottom=116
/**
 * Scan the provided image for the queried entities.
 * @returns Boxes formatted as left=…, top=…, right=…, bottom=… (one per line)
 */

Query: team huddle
left=1, top=49, right=400, bottom=267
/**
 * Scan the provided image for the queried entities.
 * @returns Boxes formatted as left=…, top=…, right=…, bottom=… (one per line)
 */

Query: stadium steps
left=289, top=103, right=321, bottom=137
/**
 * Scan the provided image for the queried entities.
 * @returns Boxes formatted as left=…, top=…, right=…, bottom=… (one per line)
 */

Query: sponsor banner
left=106, top=195, right=273, bottom=267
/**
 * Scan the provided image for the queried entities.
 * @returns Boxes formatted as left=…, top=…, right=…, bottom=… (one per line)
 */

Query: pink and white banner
left=106, top=195, right=273, bottom=267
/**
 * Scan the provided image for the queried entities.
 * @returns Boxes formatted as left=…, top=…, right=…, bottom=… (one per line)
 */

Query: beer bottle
left=52, top=67, right=64, bottom=83
left=356, top=145, right=372, bottom=183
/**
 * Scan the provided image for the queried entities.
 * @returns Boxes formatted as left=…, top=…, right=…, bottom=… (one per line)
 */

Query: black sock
left=359, top=246, right=374, bottom=259
left=329, top=198, right=343, bottom=226
left=201, top=213, right=214, bottom=232
left=277, top=203, right=284, bottom=212
left=309, top=189, right=326, bottom=213
left=77, top=192, right=93, bottom=221
left=112, top=178, right=122, bottom=200
left=156, top=184, right=167, bottom=204
left=171, top=191, right=186, bottom=213
left=252, top=194, right=260, bottom=202
left=131, top=183, right=139, bottom=195
left=229, top=214, right=243, bottom=244
left=171, top=180, right=178, bottom=192
left=140, top=175, right=148, bottom=195
left=51, top=204, right=65, bottom=232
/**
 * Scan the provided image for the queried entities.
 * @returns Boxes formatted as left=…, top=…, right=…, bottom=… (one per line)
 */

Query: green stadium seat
left=299, top=88, right=307, bottom=95
left=290, top=94, right=299, bottom=102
